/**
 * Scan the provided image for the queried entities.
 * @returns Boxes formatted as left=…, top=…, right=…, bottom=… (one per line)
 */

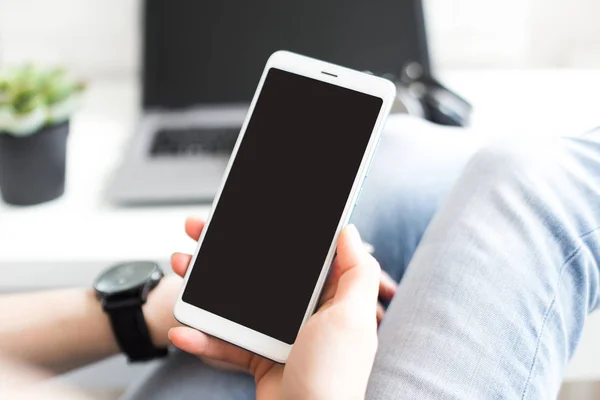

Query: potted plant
left=0, top=65, right=85, bottom=205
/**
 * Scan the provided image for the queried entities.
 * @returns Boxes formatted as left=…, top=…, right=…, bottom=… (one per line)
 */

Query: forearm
left=0, top=288, right=119, bottom=373
left=0, top=275, right=182, bottom=373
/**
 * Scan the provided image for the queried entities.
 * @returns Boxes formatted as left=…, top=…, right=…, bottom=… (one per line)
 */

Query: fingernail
left=346, top=224, right=362, bottom=248
left=168, top=328, right=174, bottom=341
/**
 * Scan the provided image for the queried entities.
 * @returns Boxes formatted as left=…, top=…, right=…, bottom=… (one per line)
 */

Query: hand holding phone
left=170, top=219, right=388, bottom=399
left=174, top=51, right=395, bottom=362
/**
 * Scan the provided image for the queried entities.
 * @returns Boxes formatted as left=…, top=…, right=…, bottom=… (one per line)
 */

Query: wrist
left=143, top=274, right=183, bottom=348
left=94, top=262, right=172, bottom=362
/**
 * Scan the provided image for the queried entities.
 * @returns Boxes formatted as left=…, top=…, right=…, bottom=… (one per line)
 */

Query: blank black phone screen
left=183, top=68, right=383, bottom=345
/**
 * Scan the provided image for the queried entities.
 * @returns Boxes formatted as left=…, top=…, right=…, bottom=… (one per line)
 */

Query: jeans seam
left=520, top=226, right=600, bottom=400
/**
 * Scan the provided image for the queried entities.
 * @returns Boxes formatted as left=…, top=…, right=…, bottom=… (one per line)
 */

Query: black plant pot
left=0, top=122, right=69, bottom=206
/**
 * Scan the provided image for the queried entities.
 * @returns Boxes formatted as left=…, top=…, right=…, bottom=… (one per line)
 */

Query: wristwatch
left=94, top=261, right=168, bottom=362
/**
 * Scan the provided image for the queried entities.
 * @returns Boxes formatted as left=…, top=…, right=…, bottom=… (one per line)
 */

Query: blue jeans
left=124, top=116, right=600, bottom=399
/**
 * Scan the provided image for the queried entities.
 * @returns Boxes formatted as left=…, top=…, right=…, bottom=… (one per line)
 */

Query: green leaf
left=0, top=63, right=85, bottom=133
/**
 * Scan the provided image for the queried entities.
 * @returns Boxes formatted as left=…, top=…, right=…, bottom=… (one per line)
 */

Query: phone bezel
left=174, top=50, right=396, bottom=363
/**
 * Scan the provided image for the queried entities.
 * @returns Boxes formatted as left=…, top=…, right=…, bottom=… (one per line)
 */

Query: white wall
left=425, top=0, right=600, bottom=69
left=0, top=0, right=141, bottom=77
left=1, top=0, right=599, bottom=78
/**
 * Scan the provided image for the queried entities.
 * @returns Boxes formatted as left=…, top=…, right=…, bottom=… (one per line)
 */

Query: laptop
left=107, top=0, right=431, bottom=205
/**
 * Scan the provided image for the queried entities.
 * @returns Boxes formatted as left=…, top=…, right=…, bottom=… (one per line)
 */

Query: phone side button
left=365, top=136, right=383, bottom=179
left=350, top=187, right=364, bottom=219
left=356, top=187, right=364, bottom=203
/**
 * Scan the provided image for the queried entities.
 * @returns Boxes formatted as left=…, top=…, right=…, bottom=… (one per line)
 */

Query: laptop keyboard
left=150, top=127, right=240, bottom=157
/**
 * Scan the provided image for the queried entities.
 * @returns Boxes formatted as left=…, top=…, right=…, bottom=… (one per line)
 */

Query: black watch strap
left=103, top=299, right=168, bottom=362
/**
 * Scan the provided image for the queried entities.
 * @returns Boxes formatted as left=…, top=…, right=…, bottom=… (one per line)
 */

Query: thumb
left=333, top=225, right=381, bottom=307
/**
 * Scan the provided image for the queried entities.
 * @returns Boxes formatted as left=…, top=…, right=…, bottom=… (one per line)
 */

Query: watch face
left=95, top=262, right=161, bottom=295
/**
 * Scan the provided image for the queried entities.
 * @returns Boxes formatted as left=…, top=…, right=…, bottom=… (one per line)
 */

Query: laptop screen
left=142, top=0, right=429, bottom=109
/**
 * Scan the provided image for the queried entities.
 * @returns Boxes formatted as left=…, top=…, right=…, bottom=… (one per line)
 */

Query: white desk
left=0, top=79, right=211, bottom=289
left=1, top=70, right=600, bottom=380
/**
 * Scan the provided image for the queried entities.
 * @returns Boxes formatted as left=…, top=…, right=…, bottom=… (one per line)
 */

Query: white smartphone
left=174, top=51, right=395, bottom=363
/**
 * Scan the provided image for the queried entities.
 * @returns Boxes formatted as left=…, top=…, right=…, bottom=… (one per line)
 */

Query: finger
left=171, top=252, right=192, bottom=277
left=376, top=302, right=385, bottom=324
left=185, top=217, right=206, bottom=241
left=363, top=242, right=375, bottom=254
left=318, top=256, right=343, bottom=307
left=321, top=251, right=396, bottom=309
left=200, top=358, right=246, bottom=373
left=169, top=327, right=254, bottom=371
left=333, top=225, right=381, bottom=305
left=318, top=227, right=373, bottom=307
left=334, top=225, right=369, bottom=275
left=378, top=270, right=398, bottom=302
